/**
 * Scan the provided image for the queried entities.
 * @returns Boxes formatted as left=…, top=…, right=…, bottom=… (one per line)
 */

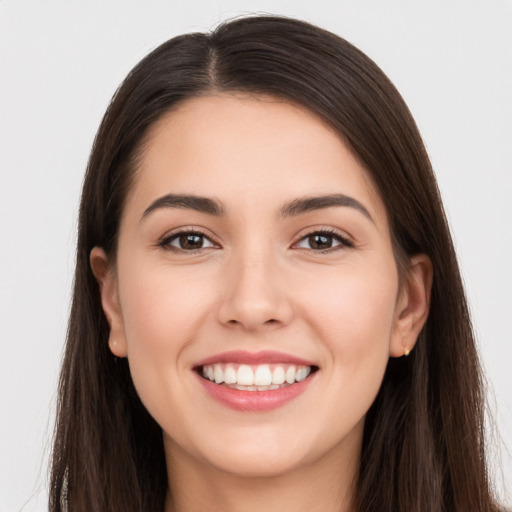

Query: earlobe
left=90, top=247, right=128, bottom=358
left=390, top=254, right=433, bottom=358
left=108, top=338, right=125, bottom=358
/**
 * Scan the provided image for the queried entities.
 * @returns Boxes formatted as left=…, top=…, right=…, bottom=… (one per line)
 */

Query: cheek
left=303, top=265, right=397, bottom=337
left=116, top=261, right=217, bottom=404
left=262, top=262, right=399, bottom=462
left=297, top=262, right=398, bottom=386
left=119, top=262, right=214, bottom=349
left=115, top=261, right=218, bottom=428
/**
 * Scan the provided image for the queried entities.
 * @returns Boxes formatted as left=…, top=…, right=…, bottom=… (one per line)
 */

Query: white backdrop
left=1, top=1, right=511, bottom=510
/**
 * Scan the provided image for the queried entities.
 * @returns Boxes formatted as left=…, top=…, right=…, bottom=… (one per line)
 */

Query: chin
left=169, top=425, right=310, bottom=478
left=207, top=448, right=305, bottom=479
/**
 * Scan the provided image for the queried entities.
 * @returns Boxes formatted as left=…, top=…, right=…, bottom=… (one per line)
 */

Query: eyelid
left=291, top=227, right=354, bottom=251
left=155, top=225, right=353, bottom=253
left=157, top=226, right=221, bottom=251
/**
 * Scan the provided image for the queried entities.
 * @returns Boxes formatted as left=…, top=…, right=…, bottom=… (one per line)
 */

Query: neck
left=163, top=435, right=360, bottom=512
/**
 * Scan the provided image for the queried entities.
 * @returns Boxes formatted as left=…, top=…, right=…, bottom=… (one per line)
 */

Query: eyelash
left=157, top=228, right=218, bottom=253
left=293, top=229, right=354, bottom=252
left=157, top=228, right=353, bottom=253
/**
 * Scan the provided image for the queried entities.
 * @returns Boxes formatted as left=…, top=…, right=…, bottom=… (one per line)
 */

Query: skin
left=91, top=94, right=432, bottom=512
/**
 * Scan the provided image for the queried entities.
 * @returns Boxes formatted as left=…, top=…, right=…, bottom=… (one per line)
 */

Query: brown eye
left=178, top=234, right=204, bottom=249
left=163, top=231, right=215, bottom=251
left=295, top=231, right=352, bottom=251
left=308, top=234, right=334, bottom=250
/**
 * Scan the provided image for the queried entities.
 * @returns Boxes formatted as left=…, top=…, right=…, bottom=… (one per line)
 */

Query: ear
left=90, top=247, right=127, bottom=358
left=389, top=254, right=433, bottom=357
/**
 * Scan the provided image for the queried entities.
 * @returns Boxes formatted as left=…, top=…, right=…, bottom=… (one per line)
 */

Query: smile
left=200, top=363, right=312, bottom=391
left=194, top=351, right=318, bottom=411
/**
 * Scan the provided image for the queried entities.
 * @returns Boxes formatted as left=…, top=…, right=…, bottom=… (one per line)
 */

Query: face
left=92, top=94, right=430, bottom=481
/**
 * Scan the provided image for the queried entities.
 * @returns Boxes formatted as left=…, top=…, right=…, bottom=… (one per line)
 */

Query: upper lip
left=194, top=350, right=317, bottom=368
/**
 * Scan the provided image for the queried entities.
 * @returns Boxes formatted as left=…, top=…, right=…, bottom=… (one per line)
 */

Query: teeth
left=237, top=365, right=254, bottom=386
left=214, top=365, right=224, bottom=384
left=200, top=363, right=313, bottom=389
left=272, top=366, right=285, bottom=385
left=224, top=364, right=237, bottom=384
left=285, top=365, right=296, bottom=384
left=296, top=366, right=310, bottom=382
left=254, top=365, right=272, bottom=386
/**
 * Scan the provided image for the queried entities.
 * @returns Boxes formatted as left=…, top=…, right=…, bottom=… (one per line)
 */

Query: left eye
left=164, top=232, right=215, bottom=251
left=295, top=232, right=351, bottom=251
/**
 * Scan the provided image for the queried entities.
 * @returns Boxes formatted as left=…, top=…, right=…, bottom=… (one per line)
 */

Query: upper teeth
left=202, top=363, right=311, bottom=387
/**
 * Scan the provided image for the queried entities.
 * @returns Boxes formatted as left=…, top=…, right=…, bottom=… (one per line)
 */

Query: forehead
left=125, top=93, right=387, bottom=224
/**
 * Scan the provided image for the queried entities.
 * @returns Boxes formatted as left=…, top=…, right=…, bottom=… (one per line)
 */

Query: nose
left=216, top=247, right=294, bottom=332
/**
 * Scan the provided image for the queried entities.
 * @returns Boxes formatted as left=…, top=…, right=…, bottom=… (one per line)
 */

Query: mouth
left=196, top=363, right=318, bottom=391
left=193, top=351, right=319, bottom=411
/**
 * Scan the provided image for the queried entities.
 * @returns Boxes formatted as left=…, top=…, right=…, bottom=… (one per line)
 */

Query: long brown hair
left=50, top=15, right=498, bottom=512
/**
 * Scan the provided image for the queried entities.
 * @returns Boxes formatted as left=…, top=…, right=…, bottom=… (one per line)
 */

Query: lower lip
left=196, top=373, right=316, bottom=412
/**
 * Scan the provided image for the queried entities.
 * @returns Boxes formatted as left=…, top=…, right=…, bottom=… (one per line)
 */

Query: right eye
left=160, top=231, right=216, bottom=251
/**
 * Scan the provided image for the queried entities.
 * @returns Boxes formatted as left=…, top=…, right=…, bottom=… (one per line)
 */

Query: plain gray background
left=1, top=1, right=511, bottom=510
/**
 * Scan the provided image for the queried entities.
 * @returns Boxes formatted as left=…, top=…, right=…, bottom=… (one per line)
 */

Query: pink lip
left=194, top=350, right=316, bottom=367
left=195, top=372, right=316, bottom=412
left=193, top=350, right=318, bottom=412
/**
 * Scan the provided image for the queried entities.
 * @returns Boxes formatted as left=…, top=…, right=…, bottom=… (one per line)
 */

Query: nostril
left=225, top=318, right=279, bottom=327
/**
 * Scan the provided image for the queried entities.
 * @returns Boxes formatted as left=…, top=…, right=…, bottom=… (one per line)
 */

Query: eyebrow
left=280, top=194, right=374, bottom=223
left=142, top=194, right=225, bottom=219
left=141, top=192, right=373, bottom=223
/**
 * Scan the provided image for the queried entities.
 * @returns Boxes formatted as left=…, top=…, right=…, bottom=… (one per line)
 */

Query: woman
left=50, top=15, right=499, bottom=512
